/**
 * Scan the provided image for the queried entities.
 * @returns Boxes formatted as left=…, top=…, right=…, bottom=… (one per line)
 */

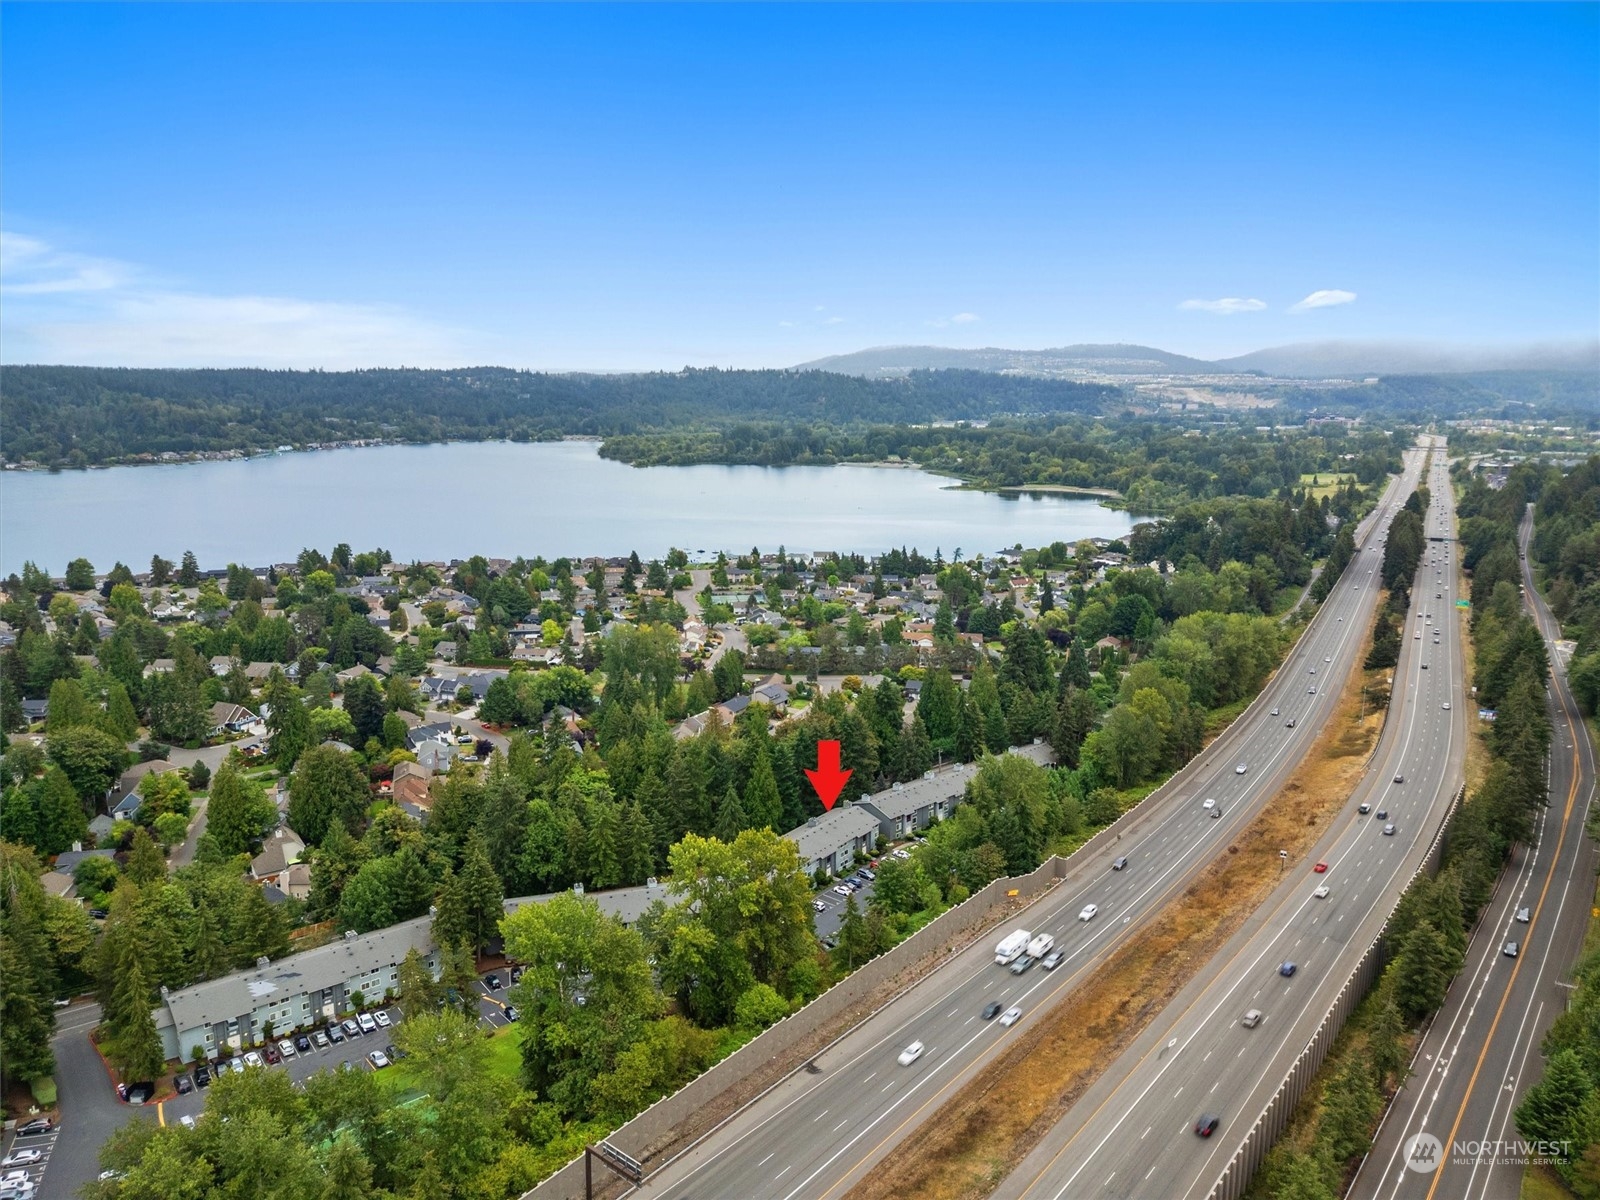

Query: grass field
left=1299, top=472, right=1358, bottom=499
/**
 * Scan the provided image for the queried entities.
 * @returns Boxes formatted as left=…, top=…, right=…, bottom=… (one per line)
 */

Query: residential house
left=415, top=742, right=458, bottom=774
left=391, top=761, right=432, bottom=812
left=783, top=805, right=882, bottom=877
left=250, top=828, right=306, bottom=884
left=40, top=870, right=75, bottom=900
left=209, top=702, right=258, bottom=736
left=335, top=663, right=376, bottom=688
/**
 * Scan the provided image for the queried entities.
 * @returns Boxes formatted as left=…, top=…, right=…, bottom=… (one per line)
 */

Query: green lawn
left=380, top=1025, right=523, bottom=1099
left=1297, top=471, right=1357, bottom=499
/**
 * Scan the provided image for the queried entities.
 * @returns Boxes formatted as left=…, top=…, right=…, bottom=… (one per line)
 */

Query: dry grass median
left=847, top=611, right=1389, bottom=1200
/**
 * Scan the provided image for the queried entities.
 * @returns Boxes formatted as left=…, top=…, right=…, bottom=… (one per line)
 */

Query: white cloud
left=823, top=315, right=845, bottom=325
left=777, top=320, right=796, bottom=328
left=1290, top=289, right=1358, bottom=312
left=1, top=230, right=485, bottom=368
left=1178, top=297, right=1267, bottom=315
left=950, top=312, right=980, bottom=324
left=1, top=231, right=127, bottom=294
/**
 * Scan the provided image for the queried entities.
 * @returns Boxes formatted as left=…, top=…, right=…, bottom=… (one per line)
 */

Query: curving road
left=619, top=449, right=1433, bottom=1200
left=1347, top=501, right=1599, bottom=1200
left=995, top=443, right=1467, bottom=1200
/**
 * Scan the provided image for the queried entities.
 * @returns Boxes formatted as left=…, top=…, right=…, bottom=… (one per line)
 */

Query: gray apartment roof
left=160, top=919, right=438, bottom=1035
left=503, top=879, right=671, bottom=928
left=859, top=764, right=975, bottom=821
left=783, top=805, right=881, bottom=861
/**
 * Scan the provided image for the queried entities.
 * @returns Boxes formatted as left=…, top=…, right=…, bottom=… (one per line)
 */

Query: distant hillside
left=0, top=365, right=1121, bottom=467
left=1215, top=340, right=1600, bottom=379
left=800, top=339, right=1600, bottom=381
left=796, top=343, right=1219, bottom=378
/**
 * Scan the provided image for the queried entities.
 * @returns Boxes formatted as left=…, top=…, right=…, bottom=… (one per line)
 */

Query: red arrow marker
left=805, top=739, right=852, bottom=811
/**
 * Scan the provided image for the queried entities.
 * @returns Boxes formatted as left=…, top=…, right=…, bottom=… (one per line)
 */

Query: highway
left=995, top=444, right=1466, bottom=1200
left=623, top=449, right=1432, bottom=1200
left=1348, top=502, right=1599, bottom=1200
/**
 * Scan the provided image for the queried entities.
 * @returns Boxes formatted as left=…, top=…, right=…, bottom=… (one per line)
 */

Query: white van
left=1026, top=933, right=1055, bottom=960
left=995, top=930, right=1031, bottom=965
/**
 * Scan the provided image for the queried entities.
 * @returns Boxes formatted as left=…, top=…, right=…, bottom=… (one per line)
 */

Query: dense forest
left=0, top=366, right=1119, bottom=468
left=1272, top=370, right=1600, bottom=422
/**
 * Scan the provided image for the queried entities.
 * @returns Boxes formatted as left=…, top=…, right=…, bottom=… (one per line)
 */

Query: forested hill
left=0, top=365, right=1123, bottom=467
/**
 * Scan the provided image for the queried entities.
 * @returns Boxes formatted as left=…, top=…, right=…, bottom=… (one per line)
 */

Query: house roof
left=210, top=701, right=257, bottom=727
left=39, top=870, right=75, bottom=898
left=782, top=804, right=880, bottom=861
left=250, top=830, right=305, bottom=878
left=54, top=847, right=115, bottom=874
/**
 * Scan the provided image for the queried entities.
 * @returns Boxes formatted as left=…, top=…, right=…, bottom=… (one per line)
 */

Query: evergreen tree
left=837, top=892, right=869, bottom=970
left=743, top=745, right=783, bottom=831
left=1391, top=920, right=1455, bottom=1019
left=448, top=831, right=505, bottom=955
left=105, top=681, right=140, bottom=741
left=955, top=694, right=985, bottom=762
left=107, top=955, right=164, bottom=1082
left=35, top=766, right=89, bottom=856
left=124, top=826, right=166, bottom=885
left=177, top=550, right=201, bottom=587
left=262, top=670, right=313, bottom=771
left=892, top=712, right=935, bottom=781
left=397, top=946, right=439, bottom=1017
left=1367, top=988, right=1407, bottom=1088
left=620, top=802, right=655, bottom=884
left=1321, top=1053, right=1382, bottom=1161
left=1517, top=1049, right=1593, bottom=1154
left=585, top=800, right=622, bottom=889
left=714, top=785, right=748, bottom=843
left=322, top=1131, right=379, bottom=1200
left=190, top=902, right=229, bottom=981
left=207, top=764, right=274, bottom=857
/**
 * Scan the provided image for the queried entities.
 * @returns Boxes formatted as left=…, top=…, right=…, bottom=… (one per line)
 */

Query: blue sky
left=2, top=3, right=1595, bottom=369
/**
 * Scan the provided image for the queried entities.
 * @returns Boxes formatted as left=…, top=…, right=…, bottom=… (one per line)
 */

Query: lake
left=0, top=440, right=1134, bottom=574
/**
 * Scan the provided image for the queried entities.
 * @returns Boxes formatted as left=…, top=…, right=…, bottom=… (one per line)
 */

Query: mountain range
left=796, top=340, right=1600, bottom=380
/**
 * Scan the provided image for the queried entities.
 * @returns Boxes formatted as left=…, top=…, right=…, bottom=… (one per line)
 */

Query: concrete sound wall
left=1207, top=787, right=1464, bottom=1200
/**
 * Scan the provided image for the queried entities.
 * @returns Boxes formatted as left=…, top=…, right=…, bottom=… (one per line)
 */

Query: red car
left=1313, top=862, right=1328, bottom=873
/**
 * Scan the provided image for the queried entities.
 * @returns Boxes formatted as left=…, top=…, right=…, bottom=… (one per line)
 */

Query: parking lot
left=1, top=1116, right=60, bottom=1200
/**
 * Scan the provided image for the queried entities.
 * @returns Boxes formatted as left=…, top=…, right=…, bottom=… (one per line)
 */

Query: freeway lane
left=623, top=451, right=1431, bottom=1200
left=997, top=444, right=1465, bottom=1200
left=1348, top=502, right=1599, bottom=1200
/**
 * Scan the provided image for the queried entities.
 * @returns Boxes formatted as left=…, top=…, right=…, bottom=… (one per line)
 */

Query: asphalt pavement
left=1348, top=502, right=1599, bottom=1200
left=621, top=450, right=1431, bottom=1200
left=996, top=440, right=1467, bottom=1200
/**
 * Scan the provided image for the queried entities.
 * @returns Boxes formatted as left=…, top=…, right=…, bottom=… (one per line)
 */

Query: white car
left=0, top=1152, right=41, bottom=1169
left=374, top=1010, right=391, bottom=1029
left=999, top=1006, right=1022, bottom=1027
left=1202, top=798, right=1217, bottom=810
left=243, top=1050, right=264, bottom=1069
left=812, top=899, right=827, bottom=911
left=367, top=1049, right=391, bottom=1069
left=1324, top=656, right=1331, bottom=663
left=897, top=1041, right=925, bottom=1066
left=0, top=1172, right=31, bottom=1189
left=1270, top=707, right=1279, bottom=716
left=1079, top=904, right=1099, bottom=921
left=1235, top=763, right=1247, bottom=775
left=358, top=1012, right=377, bottom=1034
left=834, top=885, right=851, bottom=896
left=179, top=1114, right=197, bottom=1129
left=1313, top=885, right=1330, bottom=899
left=1442, top=702, right=1451, bottom=710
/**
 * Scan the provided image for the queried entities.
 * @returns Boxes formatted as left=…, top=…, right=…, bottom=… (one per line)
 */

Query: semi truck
left=995, top=929, right=1031, bottom=964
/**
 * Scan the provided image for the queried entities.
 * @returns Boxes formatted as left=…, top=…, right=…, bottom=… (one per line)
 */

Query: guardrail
left=1206, top=783, right=1466, bottom=1200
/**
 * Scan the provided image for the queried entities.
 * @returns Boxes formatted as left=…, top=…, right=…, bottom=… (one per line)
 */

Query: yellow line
left=157, top=1101, right=165, bottom=1127
left=1421, top=673, right=1584, bottom=1200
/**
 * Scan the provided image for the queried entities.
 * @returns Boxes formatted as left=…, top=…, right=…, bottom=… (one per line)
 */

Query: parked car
left=193, top=1064, right=212, bottom=1089
left=15, top=1119, right=53, bottom=1137
left=179, top=1115, right=197, bottom=1130
left=367, top=1049, right=391, bottom=1069
left=296, top=1035, right=312, bottom=1053
left=243, top=1051, right=263, bottom=1069
left=314, top=1031, right=331, bottom=1049
left=504, top=1005, right=520, bottom=1021
left=342, top=1019, right=361, bottom=1038
left=357, top=1013, right=377, bottom=1034
left=812, top=899, right=827, bottom=911
left=374, top=1010, right=391, bottom=1028
left=485, top=974, right=502, bottom=991
left=279, top=1039, right=297, bottom=1059
left=175, top=1072, right=193, bottom=1094
left=326, top=1024, right=344, bottom=1044
left=263, top=1042, right=281, bottom=1064
left=0, top=1151, right=41, bottom=1169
